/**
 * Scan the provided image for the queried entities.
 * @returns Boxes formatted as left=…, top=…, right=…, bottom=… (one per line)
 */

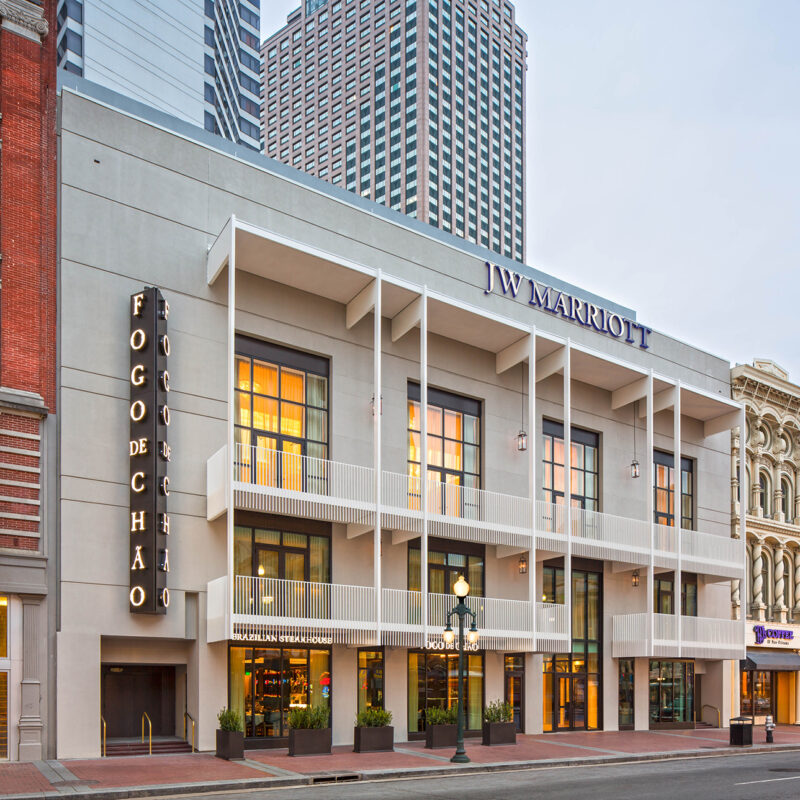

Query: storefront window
left=0, top=596, right=6, bottom=658
left=230, top=646, right=331, bottom=740
left=542, top=422, right=599, bottom=511
left=504, top=654, right=524, bottom=732
left=407, top=383, right=481, bottom=516
left=408, top=540, right=484, bottom=598
left=234, top=336, right=329, bottom=490
left=654, top=451, right=694, bottom=529
left=407, top=651, right=484, bottom=734
left=618, top=658, right=635, bottom=729
left=741, top=670, right=773, bottom=717
left=649, top=660, right=694, bottom=725
left=358, top=649, right=384, bottom=713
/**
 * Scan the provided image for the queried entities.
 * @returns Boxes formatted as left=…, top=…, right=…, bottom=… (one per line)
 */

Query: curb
left=3, top=743, right=800, bottom=800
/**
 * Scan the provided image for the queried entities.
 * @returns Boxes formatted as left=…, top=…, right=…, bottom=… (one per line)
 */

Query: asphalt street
left=170, top=750, right=800, bottom=800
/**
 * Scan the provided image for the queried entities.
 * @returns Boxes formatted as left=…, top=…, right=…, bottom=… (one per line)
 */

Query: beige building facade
left=56, top=75, right=745, bottom=758
left=733, top=359, right=800, bottom=724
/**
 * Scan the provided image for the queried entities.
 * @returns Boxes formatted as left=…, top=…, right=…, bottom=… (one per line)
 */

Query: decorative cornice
left=0, top=0, right=48, bottom=42
left=745, top=514, right=800, bottom=545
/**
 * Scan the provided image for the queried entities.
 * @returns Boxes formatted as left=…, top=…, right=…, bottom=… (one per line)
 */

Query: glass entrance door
left=556, top=675, right=572, bottom=729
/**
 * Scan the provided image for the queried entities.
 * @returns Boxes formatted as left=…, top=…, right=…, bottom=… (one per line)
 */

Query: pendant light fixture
left=517, top=364, right=528, bottom=451
left=630, top=400, right=640, bottom=479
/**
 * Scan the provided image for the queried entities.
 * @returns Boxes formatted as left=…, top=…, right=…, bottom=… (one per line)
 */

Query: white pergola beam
left=207, top=216, right=233, bottom=286
left=638, top=388, right=676, bottom=417
left=346, top=279, right=377, bottom=329
left=495, top=544, right=529, bottom=559
left=534, top=347, right=566, bottom=383
left=391, top=296, right=423, bottom=342
left=496, top=335, right=530, bottom=374
left=704, top=409, right=742, bottom=438
left=610, top=376, right=648, bottom=410
left=392, top=528, right=420, bottom=545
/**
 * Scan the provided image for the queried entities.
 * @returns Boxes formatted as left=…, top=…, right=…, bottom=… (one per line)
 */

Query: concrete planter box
left=425, top=724, right=457, bottom=749
left=215, top=729, right=244, bottom=760
left=354, top=725, right=394, bottom=752
left=288, top=727, right=332, bottom=756
left=482, top=722, right=516, bottom=746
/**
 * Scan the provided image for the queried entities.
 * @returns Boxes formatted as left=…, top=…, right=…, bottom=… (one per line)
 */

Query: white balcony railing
left=681, top=528, right=742, bottom=577
left=231, top=443, right=375, bottom=525
left=536, top=602, right=570, bottom=653
left=612, top=612, right=744, bottom=660
left=382, top=470, right=532, bottom=547
left=570, top=506, right=650, bottom=564
left=231, top=575, right=376, bottom=644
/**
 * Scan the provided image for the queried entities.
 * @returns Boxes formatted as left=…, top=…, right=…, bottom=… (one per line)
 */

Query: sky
left=262, top=1, right=800, bottom=378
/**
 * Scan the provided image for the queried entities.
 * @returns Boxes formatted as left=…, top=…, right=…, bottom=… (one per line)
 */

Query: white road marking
left=735, top=775, right=800, bottom=785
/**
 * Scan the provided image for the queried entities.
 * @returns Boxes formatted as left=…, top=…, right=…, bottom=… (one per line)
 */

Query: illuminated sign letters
left=753, top=624, right=794, bottom=645
left=129, top=287, right=171, bottom=615
left=484, top=262, right=652, bottom=350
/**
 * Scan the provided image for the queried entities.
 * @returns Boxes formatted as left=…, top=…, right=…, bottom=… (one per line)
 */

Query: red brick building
left=0, top=0, right=56, bottom=761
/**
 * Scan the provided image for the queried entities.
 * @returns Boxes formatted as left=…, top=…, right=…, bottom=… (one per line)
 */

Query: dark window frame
left=542, top=419, right=600, bottom=511
left=653, top=450, right=694, bottom=529
left=357, top=646, right=385, bottom=714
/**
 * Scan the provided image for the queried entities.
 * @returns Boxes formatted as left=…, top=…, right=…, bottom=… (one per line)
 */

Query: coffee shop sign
left=753, top=624, right=795, bottom=645
left=484, top=262, right=652, bottom=350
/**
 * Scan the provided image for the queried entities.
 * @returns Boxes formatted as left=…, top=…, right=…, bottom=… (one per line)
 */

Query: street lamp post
left=443, top=574, right=479, bottom=764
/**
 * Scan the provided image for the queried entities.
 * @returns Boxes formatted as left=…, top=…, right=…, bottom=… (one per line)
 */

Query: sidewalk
left=3, top=727, right=800, bottom=799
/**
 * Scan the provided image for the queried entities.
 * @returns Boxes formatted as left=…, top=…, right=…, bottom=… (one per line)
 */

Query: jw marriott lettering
left=129, top=288, right=171, bottom=615
left=484, top=262, right=652, bottom=350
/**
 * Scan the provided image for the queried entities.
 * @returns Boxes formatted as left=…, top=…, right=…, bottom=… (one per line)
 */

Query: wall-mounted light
left=518, top=555, right=528, bottom=574
left=630, top=402, right=640, bottom=478
left=632, top=570, right=640, bottom=588
left=517, top=429, right=528, bottom=451
left=517, top=364, right=527, bottom=451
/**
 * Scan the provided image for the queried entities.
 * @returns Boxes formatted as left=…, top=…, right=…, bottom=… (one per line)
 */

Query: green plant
left=483, top=700, right=513, bottom=724
left=217, top=708, right=242, bottom=732
left=288, top=705, right=331, bottom=729
left=355, top=707, right=393, bottom=727
left=425, top=705, right=457, bottom=726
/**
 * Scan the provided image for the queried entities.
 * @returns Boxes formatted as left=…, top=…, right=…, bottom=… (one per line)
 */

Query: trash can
left=729, top=716, right=753, bottom=746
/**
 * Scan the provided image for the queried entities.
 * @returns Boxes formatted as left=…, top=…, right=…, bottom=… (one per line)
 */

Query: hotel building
left=261, top=0, right=527, bottom=262
left=56, top=75, right=744, bottom=757
left=733, top=360, right=800, bottom=724
left=56, top=0, right=262, bottom=150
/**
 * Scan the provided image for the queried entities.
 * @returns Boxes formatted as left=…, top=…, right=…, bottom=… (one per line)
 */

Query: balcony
left=612, top=612, right=743, bottom=660
left=206, top=446, right=742, bottom=581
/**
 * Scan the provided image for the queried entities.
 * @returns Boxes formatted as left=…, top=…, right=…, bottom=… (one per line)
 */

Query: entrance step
left=105, top=738, right=193, bottom=757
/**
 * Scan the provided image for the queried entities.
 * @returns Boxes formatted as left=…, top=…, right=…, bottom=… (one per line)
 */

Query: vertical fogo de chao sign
left=129, top=288, right=171, bottom=615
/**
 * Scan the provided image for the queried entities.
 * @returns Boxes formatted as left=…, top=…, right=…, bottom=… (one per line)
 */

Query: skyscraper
left=56, top=0, right=262, bottom=150
left=262, top=0, right=527, bottom=261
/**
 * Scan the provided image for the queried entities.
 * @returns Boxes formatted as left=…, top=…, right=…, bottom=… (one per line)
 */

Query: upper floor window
left=407, top=384, right=480, bottom=515
left=408, top=539, right=484, bottom=597
left=654, top=451, right=693, bottom=529
left=542, top=421, right=599, bottom=511
left=781, top=477, right=793, bottom=522
left=235, top=336, right=329, bottom=489
left=653, top=572, right=697, bottom=616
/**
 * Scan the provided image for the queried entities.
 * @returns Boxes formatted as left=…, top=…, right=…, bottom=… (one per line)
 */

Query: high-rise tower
left=56, top=0, right=262, bottom=150
left=262, top=0, right=527, bottom=261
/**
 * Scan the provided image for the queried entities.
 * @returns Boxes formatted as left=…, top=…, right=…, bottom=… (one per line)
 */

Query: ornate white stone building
left=733, top=359, right=800, bottom=723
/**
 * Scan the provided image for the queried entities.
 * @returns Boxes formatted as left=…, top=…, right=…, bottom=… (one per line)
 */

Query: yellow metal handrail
left=184, top=711, right=196, bottom=753
left=101, top=716, right=107, bottom=757
left=702, top=703, right=721, bottom=728
left=141, top=712, right=152, bottom=755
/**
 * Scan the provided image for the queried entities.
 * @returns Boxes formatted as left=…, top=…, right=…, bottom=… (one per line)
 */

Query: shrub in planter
left=482, top=700, right=516, bottom=746
left=216, top=708, right=244, bottom=760
left=354, top=708, right=394, bottom=753
left=288, top=705, right=332, bottom=756
left=425, top=705, right=457, bottom=749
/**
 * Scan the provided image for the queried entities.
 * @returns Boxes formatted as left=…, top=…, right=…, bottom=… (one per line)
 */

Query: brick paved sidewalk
left=2, top=726, right=800, bottom=798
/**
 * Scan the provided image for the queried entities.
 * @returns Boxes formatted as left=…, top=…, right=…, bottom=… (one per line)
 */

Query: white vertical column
left=374, top=272, right=383, bottom=640
left=564, top=340, right=572, bottom=643
left=529, top=327, right=537, bottom=648
left=421, top=289, right=429, bottom=640
left=646, top=370, right=654, bottom=657
left=226, top=216, right=236, bottom=640
left=674, top=382, right=682, bottom=657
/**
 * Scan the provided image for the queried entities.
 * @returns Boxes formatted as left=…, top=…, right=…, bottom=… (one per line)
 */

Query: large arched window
left=783, top=553, right=793, bottom=610
left=781, top=476, right=793, bottom=523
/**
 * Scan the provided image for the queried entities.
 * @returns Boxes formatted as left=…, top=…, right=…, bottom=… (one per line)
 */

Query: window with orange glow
left=234, top=337, right=328, bottom=491
left=653, top=451, right=693, bottom=529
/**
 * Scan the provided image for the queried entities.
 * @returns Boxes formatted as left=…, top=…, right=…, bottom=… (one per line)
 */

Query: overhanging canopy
left=741, top=650, right=800, bottom=671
